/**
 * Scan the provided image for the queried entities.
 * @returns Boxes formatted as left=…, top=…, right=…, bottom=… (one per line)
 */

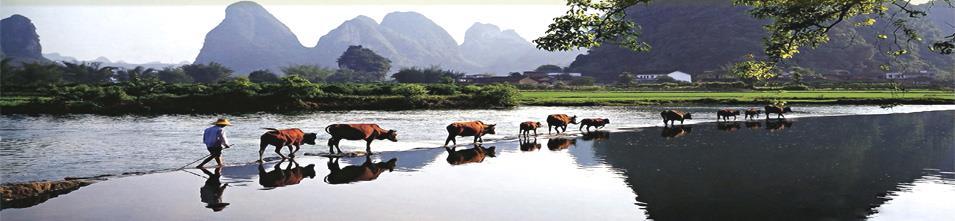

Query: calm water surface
left=1, top=110, right=953, bottom=220
left=1, top=105, right=953, bottom=183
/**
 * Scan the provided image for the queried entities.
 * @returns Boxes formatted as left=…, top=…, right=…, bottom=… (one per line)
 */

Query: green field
left=518, top=90, right=955, bottom=106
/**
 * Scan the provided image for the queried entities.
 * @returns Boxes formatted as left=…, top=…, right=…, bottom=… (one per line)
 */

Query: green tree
left=536, top=0, right=955, bottom=71
left=392, top=66, right=463, bottom=83
left=337, top=45, right=391, bottom=81
left=534, top=64, right=564, bottom=73
left=115, top=66, right=158, bottom=82
left=183, top=62, right=232, bottom=84
left=157, top=67, right=192, bottom=83
left=281, top=65, right=334, bottom=83
left=393, top=84, right=429, bottom=98
left=326, top=68, right=381, bottom=83
left=570, top=76, right=596, bottom=86
left=248, top=69, right=280, bottom=83
left=3, top=62, right=63, bottom=86
left=617, top=72, right=635, bottom=85
left=62, top=62, right=115, bottom=84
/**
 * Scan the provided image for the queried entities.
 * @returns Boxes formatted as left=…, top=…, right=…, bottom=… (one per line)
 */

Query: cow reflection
left=581, top=131, right=611, bottom=141
left=324, top=156, right=397, bottom=184
left=547, top=137, right=576, bottom=151
left=199, top=167, right=229, bottom=212
left=745, top=121, right=762, bottom=129
left=446, top=145, right=496, bottom=165
left=716, top=122, right=741, bottom=132
left=765, top=119, right=794, bottom=132
left=520, top=138, right=541, bottom=151
left=258, top=159, right=316, bottom=189
left=661, top=125, right=692, bottom=138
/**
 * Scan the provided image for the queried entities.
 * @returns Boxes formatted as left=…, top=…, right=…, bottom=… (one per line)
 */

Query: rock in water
left=0, top=179, right=96, bottom=209
left=194, top=1, right=309, bottom=74
left=1, top=14, right=50, bottom=64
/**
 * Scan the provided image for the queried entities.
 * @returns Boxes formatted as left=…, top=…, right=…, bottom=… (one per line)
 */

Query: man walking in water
left=198, top=118, right=232, bottom=168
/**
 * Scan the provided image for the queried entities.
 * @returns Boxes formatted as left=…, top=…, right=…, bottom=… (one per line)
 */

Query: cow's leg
left=258, top=143, right=268, bottom=162
left=548, top=124, right=553, bottom=134
left=327, top=138, right=337, bottom=154
left=680, top=119, right=685, bottom=125
left=534, top=129, right=538, bottom=137
left=290, top=144, right=301, bottom=158
left=275, top=145, right=288, bottom=159
left=474, top=135, right=480, bottom=144
left=663, top=119, right=669, bottom=127
left=365, top=139, right=374, bottom=155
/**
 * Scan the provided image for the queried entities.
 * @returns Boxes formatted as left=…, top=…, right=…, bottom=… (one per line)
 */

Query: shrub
left=393, top=84, right=429, bottom=98
left=425, top=84, right=459, bottom=95
left=474, top=84, right=518, bottom=107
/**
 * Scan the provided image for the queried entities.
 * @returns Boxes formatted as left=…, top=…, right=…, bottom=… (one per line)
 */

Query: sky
left=0, top=0, right=936, bottom=64
left=0, top=1, right=572, bottom=64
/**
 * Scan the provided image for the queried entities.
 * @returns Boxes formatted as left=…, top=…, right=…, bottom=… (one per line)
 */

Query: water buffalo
left=547, top=137, right=575, bottom=151
left=259, top=128, right=318, bottom=162
left=661, top=110, right=693, bottom=126
left=324, top=156, right=397, bottom=184
left=519, top=138, right=541, bottom=151
left=744, top=108, right=762, bottom=120
left=258, top=159, right=316, bottom=189
left=325, top=124, right=397, bottom=155
left=764, top=105, right=793, bottom=119
left=446, top=145, right=496, bottom=165
left=717, top=109, right=740, bottom=121
left=579, top=118, right=610, bottom=132
left=546, top=114, right=578, bottom=134
left=445, top=121, right=497, bottom=146
left=519, top=121, right=542, bottom=137
left=661, top=125, right=692, bottom=138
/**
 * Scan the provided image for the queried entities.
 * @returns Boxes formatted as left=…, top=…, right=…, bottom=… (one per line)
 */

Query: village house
left=634, top=71, right=693, bottom=83
left=885, top=70, right=935, bottom=80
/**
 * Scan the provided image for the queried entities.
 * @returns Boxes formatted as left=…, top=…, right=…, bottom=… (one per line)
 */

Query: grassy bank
left=518, top=90, right=955, bottom=106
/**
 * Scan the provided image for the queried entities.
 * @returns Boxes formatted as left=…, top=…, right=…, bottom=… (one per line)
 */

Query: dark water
left=1, top=111, right=953, bottom=220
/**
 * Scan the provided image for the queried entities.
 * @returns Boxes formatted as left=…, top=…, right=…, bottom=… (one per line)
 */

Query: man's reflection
left=324, top=156, right=397, bottom=184
left=199, top=167, right=229, bottom=212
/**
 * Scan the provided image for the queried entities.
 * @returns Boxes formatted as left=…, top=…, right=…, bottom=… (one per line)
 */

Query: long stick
left=177, top=154, right=210, bottom=170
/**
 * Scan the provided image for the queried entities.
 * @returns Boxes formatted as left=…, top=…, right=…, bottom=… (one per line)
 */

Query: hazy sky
left=0, top=0, right=935, bottom=64
left=1, top=1, right=572, bottom=63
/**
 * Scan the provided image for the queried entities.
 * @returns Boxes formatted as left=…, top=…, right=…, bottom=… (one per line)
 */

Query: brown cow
left=717, top=109, right=740, bottom=121
left=259, top=128, right=318, bottom=162
left=661, top=110, right=693, bottom=126
left=258, top=160, right=316, bottom=189
left=446, top=145, right=496, bottom=165
left=519, top=121, right=542, bottom=137
left=744, top=108, right=762, bottom=120
left=519, top=138, right=541, bottom=151
left=661, top=125, right=692, bottom=138
left=444, top=121, right=497, bottom=146
left=325, top=124, right=397, bottom=155
left=546, top=114, right=578, bottom=134
left=579, top=118, right=610, bottom=132
left=764, top=105, right=793, bottom=119
left=324, top=156, right=397, bottom=184
left=547, top=137, right=575, bottom=151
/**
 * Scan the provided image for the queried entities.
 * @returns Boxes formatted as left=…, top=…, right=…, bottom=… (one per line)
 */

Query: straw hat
left=211, top=118, right=232, bottom=126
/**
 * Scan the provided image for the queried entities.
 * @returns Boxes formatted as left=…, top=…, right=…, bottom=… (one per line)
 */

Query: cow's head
left=303, top=133, right=318, bottom=145
left=684, top=113, right=693, bottom=119
left=302, top=164, right=317, bottom=179
left=485, top=124, right=497, bottom=134
left=570, top=115, right=579, bottom=124
left=783, top=107, right=793, bottom=113
left=602, top=118, right=611, bottom=124
left=534, top=122, right=543, bottom=128
left=384, top=130, right=398, bottom=142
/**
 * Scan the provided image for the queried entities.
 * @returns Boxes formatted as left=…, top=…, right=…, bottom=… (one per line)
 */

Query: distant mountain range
left=568, top=0, right=955, bottom=81
left=43, top=53, right=188, bottom=69
left=195, top=1, right=580, bottom=75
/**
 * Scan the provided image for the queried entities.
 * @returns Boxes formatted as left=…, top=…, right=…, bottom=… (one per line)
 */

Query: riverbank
left=519, top=90, right=955, bottom=106
left=2, top=110, right=952, bottom=220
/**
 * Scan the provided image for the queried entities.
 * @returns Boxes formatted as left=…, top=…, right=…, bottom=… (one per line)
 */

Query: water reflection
left=744, top=121, right=762, bottom=129
left=765, top=119, right=794, bottom=131
left=199, top=167, right=229, bottom=212
left=445, top=145, right=496, bottom=165
left=324, top=156, right=397, bottom=184
left=588, top=111, right=955, bottom=220
left=547, top=138, right=575, bottom=151
left=258, top=159, right=316, bottom=189
left=716, top=122, right=741, bottom=132
left=581, top=131, right=611, bottom=141
left=660, top=125, right=692, bottom=138
left=519, top=138, right=541, bottom=151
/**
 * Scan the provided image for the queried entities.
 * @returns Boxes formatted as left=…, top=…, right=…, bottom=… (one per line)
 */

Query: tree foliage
left=183, top=62, right=232, bottom=84
left=337, top=45, right=391, bottom=81
left=534, top=64, right=564, bottom=73
left=248, top=69, right=280, bottom=83
left=157, top=67, right=192, bottom=83
left=392, top=66, right=463, bottom=83
left=282, top=65, right=334, bottom=83
left=62, top=62, right=115, bottom=84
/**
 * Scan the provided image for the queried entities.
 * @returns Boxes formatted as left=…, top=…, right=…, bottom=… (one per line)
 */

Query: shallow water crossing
left=1, top=110, right=953, bottom=220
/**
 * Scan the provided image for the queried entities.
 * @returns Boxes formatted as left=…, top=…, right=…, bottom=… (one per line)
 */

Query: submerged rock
left=0, top=179, right=96, bottom=209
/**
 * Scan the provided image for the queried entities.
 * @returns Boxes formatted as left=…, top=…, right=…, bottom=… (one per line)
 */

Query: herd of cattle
left=254, top=105, right=794, bottom=161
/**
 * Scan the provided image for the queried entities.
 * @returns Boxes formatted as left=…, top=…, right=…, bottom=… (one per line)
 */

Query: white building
left=885, top=71, right=935, bottom=80
left=635, top=71, right=693, bottom=83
